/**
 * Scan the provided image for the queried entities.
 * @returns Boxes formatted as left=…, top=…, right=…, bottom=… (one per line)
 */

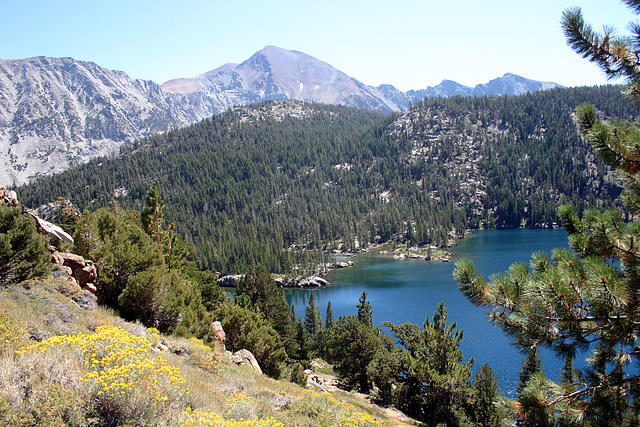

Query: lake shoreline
left=285, top=228, right=572, bottom=397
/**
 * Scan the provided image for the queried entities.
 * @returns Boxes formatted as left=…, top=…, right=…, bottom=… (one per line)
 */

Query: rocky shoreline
left=216, top=242, right=457, bottom=289
left=216, top=260, right=355, bottom=289
left=381, top=247, right=453, bottom=262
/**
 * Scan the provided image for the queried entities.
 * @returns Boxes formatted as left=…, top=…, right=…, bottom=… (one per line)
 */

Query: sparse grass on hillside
left=0, top=278, right=415, bottom=426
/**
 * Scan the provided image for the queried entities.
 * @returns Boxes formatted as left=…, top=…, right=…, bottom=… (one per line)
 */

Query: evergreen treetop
left=473, top=363, right=501, bottom=427
left=517, top=347, right=543, bottom=395
left=303, top=292, right=323, bottom=338
left=325, top=300, right=334, bottom=328
left=386, top=301, right=474, bottom=427
left=140, top=182, right=164, bottom=244
left=356, top=290, right=373, bottom=326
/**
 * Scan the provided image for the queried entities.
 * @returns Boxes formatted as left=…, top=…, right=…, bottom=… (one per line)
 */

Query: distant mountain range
left=0, top=46, right=562, bottom=186
left=160, top=46, right=561, bottom=112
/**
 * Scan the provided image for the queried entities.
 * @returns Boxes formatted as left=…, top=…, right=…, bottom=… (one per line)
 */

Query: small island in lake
left=379, top=244, right=453, bottom=262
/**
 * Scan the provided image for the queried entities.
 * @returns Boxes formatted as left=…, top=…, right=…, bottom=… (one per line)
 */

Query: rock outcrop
left=52, top=252, right=97, bottom=289
left=0, top=183, right=18, bottom=206
left=50, top=251, right=98, bottom=308
left=212, top=321, right=226, bottom=351
left=1, top=184, right=98, bottom=309
left=295, top=276, right=330, bottom=287
left=274, top=275, right=333, bottom=288
left=217, top=274, right=243, bottom=287
left=29, top=213, right=73, bottom=246
left=231, top=349, right=263, bottom=375
left=330, top=261, right=354, bottom=268
left=1, top=183, right=74, bottom=246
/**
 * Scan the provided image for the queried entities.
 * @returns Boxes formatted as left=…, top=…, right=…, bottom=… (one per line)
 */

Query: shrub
left=291, top=389, right=385, bottom=427
left=288, top=362, right=307, bottom=387
left=0, top=204, right=50, bottom=286
left=20, top=324, right=188, bottom=425
left=214, top=303, right=287, bottom=378
left=179, top=407, right=285, bottom=426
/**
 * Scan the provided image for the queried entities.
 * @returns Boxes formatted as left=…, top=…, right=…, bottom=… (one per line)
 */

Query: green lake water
left=284, top=228, right=570, bottom=397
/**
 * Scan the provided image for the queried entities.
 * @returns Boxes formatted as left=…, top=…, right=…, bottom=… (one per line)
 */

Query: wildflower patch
left=20, top=324, right=187, bottom=406
left=179, top=407, right=284, bottom=426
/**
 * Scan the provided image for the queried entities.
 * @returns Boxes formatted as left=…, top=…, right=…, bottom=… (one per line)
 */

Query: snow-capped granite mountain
left=0, top=46, right=562, bottom=185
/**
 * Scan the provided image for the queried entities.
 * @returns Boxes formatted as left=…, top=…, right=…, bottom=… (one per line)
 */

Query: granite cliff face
left=0, top=47, right=562, bottom=185
left=0, top=57, right=209, bottom=186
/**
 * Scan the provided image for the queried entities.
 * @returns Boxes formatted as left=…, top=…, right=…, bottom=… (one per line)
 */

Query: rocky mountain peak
left=163, top=46, right=369, bottom=107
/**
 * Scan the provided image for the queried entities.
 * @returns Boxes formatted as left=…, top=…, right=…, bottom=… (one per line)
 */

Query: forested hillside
left=400, top=85, right=638, bottom=227
left=15, top=86, right=638, bottom=275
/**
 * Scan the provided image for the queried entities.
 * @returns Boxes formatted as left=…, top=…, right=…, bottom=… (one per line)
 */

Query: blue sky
left=1, top=0, right=637, bottom=90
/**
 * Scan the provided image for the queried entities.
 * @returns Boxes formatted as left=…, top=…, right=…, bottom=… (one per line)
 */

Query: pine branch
left=562, top=7, right=640, bottom=80
left=546, top=375, right=638, bottom=408
left=623, top=0, right=640, bottom=15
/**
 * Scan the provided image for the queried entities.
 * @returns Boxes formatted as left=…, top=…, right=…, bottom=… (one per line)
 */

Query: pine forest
left=16, top=86, right=639, bottom=275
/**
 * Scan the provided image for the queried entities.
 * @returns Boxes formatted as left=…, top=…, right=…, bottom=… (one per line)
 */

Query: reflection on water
left=284, top=229, right=570, bottom=397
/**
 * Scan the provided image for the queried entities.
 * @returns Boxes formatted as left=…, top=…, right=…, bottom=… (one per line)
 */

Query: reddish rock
left=51, top=251, right=65, bottom=265
left=83, top=283, right=97, bottom=294
left=58, top=252, right=98, bottom=288
left=212, top=321, right=226, bottom=350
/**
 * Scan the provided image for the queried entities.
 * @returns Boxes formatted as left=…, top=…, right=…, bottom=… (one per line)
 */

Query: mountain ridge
left=161, top=46, right=562, bottom=112
left=1, top=46, right=562, bottom=185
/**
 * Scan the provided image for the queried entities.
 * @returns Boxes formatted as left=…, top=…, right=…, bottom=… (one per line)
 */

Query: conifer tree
left=387, top=302, right=475, bottom=426
left=356, top=290, right=373, bottom=325
left=0, top=204, right=50, bottom=285
left=454, top=2, right=640, bottom=421
left=328, top=314, right=392, bottom=393
left=303, top=293, right=323, bottom=338
left=303, top=293, right=324, bottom=358
left=325, top=300, right=335, bottom=328
left=561, top=354, right=574, bottom=387
left=410, top=301, right=474, bottom=427
left=473, top=363, right=501, bottom=427
left=213, top=302, right=287, bottom=378
left=513, top=347, right=554, bottom=425
left=327, top=293, right=396, bottom=393
left=236, top=265, right=299, bottom=359
left=140, top=182, right=164, bottom=245
left=517, top=347, right=544, bottom=394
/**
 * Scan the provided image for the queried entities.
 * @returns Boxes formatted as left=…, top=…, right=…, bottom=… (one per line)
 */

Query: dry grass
left=0, top=345, right=90, bottom=425
left=0, top=277, right=415, bottom=426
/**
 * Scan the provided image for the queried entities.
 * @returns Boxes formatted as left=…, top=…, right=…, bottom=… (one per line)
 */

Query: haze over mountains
left=0, top=46, right=562, bottom=186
